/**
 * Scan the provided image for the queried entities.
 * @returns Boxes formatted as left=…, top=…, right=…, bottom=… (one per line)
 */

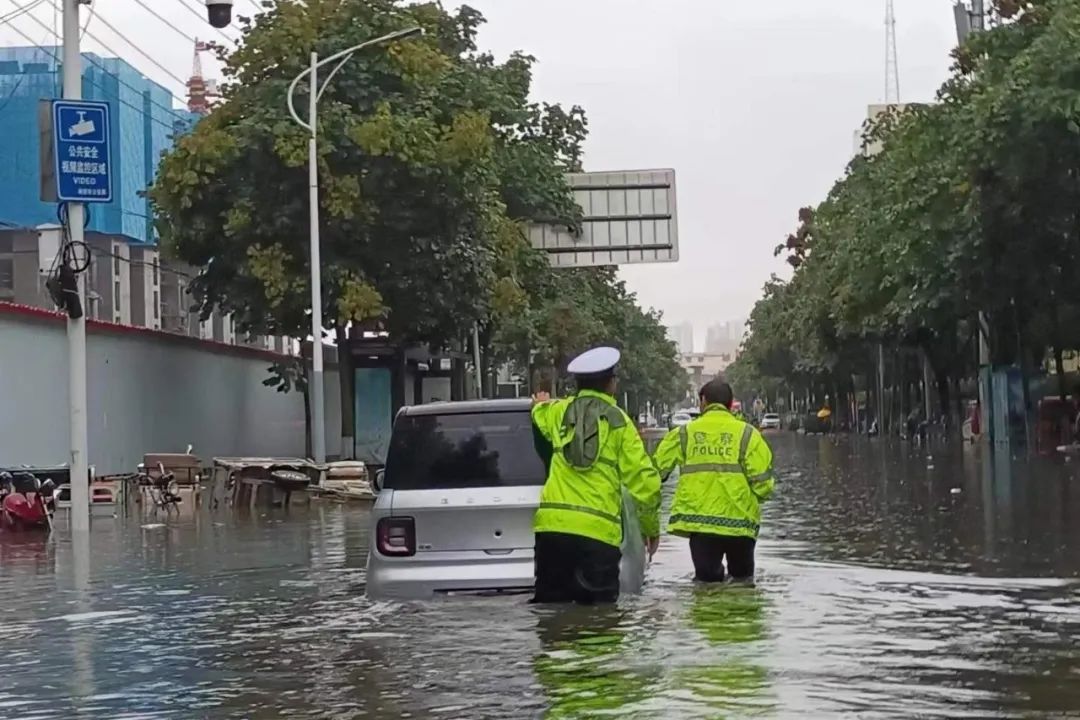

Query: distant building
left=858, top=103, right=930, bottom=157
left=705, top=319, right=746, bottom=356
left=0, top=48, right=292, bottom=352
left=679, top=352, right=734, bottom=394
left=665, top=322, right=694, bottom=354
left=0, top=225, right=290, bottom=353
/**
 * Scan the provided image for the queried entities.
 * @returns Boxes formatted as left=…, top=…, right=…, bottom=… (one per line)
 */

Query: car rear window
left=384, top=411, right=546, bottom=490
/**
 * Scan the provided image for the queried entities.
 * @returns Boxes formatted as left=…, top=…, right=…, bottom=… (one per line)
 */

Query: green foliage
left=731, top=0, right=1080, bottom=415
left=150, top=0, right=584, bottom=347
left=264, top=356, right=308, bottom=395
left=483, top=258, right=686, bottom=412
left=151, top=0, right=680, bottom=409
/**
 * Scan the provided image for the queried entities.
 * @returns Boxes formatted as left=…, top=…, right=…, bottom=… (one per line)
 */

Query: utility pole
left=63, top=0, right=89, bottom=532
left=967, top=0, right=992, bottom=442
left=285, top=28, right=422, bottom=463
left=954, top=1, right=990, bottom=439
left=306, top=51, right=327, bottom=465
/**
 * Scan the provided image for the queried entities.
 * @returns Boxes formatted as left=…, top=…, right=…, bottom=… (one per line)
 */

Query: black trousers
left=689, top=533, right=756, bottom=582
left=532, top=531, right=621, bottom=605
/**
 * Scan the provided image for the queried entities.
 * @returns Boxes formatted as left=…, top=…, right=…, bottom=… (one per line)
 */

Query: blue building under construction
left=0, top=46, right=197, bottom=244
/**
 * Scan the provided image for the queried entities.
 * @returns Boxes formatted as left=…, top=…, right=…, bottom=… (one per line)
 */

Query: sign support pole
left=63, top=0, right=89, bottom=532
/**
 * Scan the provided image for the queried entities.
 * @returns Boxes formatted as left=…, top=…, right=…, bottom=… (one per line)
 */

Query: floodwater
left=3, top=435, right=1080, bottom=719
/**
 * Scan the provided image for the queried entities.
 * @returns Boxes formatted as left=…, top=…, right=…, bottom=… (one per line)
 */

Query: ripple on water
left=1, top=437, right=1079, bottom=717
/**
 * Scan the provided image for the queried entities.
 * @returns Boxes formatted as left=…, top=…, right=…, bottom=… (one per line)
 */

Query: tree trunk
left=1054, top=345, right=1067, bottom=402
left=1051, top=302, right=1067, bottom=402
left=478, top=327, right=496, bottom=399
left=1013, top=299, right=1033, bottom=450
left=896, top=356, right=907, bottom=432
left=953, top=375, right=963, bottom=432
left=336, top=326, right=355, bottom=460
left=921, top=348, right=934, bottom=421
left=877, top=343, right=886, bottom=432
left=936, top=370, right=951, bottom=429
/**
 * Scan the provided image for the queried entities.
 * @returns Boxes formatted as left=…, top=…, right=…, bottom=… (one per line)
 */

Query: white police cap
left=567, top=346, right=620, bottom=376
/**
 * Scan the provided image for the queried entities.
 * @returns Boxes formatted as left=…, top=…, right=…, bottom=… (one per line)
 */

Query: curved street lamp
left=286, top=27, right=423, bottom=463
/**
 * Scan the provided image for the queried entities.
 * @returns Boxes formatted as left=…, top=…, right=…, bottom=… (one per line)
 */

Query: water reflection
left=0, top=437, right=1078, bottom=718
left=666, top=586, right=774, bottom=718
left=533, top=606, right=652, bottom=718
left=767, top=434, right=1080, bottom=577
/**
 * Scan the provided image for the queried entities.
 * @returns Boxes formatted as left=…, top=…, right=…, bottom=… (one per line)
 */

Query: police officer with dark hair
left=653, top=379, right=776, bottom=582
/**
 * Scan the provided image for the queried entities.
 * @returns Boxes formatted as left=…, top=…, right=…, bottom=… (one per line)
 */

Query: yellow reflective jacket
left=653, top=404, right=775, bottom=539
left=531, top=389, right=662, bottom=547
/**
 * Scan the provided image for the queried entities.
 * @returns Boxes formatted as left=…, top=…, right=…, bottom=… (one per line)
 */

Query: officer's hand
left=644, top=536, right=660, bottom=559
left=532, top=391, right=551, bottom=406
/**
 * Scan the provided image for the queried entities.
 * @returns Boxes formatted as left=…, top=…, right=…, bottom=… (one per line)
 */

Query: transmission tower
left=187, top=39, right=220, bottom=115
left=885, top=0, right=901, bottom=104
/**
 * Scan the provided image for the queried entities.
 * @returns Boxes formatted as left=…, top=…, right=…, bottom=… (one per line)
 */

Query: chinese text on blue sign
left=52, top=99, right=112, bottom=203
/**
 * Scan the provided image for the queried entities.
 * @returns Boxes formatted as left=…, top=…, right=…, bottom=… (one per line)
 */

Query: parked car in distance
left=365, top=398, right=647, bottom=600
left=760, top=413, right=781, bottom=430
left=670, top=411, right=693, bottom=428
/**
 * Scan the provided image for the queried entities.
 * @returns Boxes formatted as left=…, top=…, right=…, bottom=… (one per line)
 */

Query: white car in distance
left=670, top=412, right=693, bottom=428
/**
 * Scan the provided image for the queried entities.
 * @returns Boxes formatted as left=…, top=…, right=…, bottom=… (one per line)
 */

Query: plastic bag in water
left=618, top=486, right=646, bottom=595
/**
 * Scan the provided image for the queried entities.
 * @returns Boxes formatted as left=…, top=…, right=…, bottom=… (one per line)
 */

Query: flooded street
left=3, top=435, right=1080, bottom=719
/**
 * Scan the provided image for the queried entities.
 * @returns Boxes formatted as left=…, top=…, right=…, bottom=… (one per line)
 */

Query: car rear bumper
left=366, top=549, right=536, bottom=599
left=365, top=489, right=647, bottom=600
left=365, top=545, right=646, bottom=600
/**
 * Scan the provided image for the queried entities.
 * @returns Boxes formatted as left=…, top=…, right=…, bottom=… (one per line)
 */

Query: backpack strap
left=560, top=396, right=626, bottom=469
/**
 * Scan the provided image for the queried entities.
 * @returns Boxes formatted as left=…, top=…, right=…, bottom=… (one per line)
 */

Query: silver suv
left=365, top=399, right=646, bottom=600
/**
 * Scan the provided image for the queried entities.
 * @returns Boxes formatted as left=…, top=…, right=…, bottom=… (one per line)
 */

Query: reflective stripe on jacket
left=653, top=404, right=775, bottom=539
left=531, top=389, right=662, bottom=548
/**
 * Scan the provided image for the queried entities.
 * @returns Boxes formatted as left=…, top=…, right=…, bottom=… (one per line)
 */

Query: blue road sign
left=52, top=99, right=112, bottom=203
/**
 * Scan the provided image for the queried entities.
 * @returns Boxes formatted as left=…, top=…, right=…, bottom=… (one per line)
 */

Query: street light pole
left=286, top=27, right=422, bottom=464
left=305, top=50, right=326, bottom=465
left=968, top=0, right=992, bottom=442
left=63, top=0, right=89, bottom=532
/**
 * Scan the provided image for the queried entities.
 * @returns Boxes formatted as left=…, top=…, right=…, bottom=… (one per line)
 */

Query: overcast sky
left=2, top=0, right=959, bottom=339
left=467, top=0, right=958, bottom=338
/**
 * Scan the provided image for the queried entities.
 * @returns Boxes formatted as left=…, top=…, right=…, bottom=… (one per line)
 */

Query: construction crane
left=885, top=0, right=900, bottom=104
left=186, top=38, right=219, bottom=115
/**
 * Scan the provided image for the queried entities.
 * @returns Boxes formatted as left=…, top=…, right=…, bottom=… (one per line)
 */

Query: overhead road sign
left=528, top=169, right=679, bottom=268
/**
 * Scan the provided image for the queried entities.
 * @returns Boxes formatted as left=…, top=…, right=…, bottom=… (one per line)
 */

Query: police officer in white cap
left=530, top=346, right=662, bottom=604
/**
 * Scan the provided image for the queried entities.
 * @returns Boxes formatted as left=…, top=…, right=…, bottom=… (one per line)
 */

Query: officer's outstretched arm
left=652, top=428, right=686, bottom=482
left=531, top=400, right=558, bottom=442
left=744, top=430, right=776, bottom=502
left=618, top=427, right=662, bottom=539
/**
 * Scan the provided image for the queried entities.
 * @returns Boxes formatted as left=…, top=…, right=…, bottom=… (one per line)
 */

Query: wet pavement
left=2, top=435, right=1080, bottom=719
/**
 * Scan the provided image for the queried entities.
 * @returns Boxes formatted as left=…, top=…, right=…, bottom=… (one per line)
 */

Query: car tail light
left=376, top=517, right=416, bottom=557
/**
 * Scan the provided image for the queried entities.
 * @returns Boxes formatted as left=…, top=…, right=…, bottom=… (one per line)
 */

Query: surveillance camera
left=206, top=0, right=233, bottom=29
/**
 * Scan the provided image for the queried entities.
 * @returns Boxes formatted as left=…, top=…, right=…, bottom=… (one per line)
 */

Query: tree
left=150, top=0, right=682, bottom=429
left=151, top=1, right=588, bottom=349
left=732, top=0, right=1080, bottom=434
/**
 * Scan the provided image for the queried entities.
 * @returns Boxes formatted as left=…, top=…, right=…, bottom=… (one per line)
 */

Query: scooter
left=139, top=463, right=183, bottom=514
left=0, top=471, right=57, bottom=531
